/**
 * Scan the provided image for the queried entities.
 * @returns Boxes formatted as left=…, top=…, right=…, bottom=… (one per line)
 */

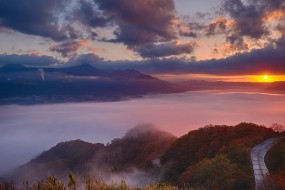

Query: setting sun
left=260, top=74, right=273, bottom=82
left=251, top=74, right=285, bottom=82
left=263, top=75, right=269, bottom=81
left=263, top=75, right=269, bottom=80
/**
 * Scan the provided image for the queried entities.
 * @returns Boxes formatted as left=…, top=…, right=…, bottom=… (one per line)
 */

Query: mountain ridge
left=10, top=126, right=176, bottom=182
left=0, top=63, right=187, bottom=104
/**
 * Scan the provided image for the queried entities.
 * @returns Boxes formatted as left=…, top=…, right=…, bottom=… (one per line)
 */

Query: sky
left=0, top=0, right=285, bottom=81
left=1, top=90, right=285, bottom=174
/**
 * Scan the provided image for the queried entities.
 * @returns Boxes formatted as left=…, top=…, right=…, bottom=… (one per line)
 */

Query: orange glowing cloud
left=77, top=40, right=92, bottom=47
left=263, top=9, right=285, bottom=22
left=87, top=46, right=105, bottom=53
left=213, top=16, right=233, bottom=28
left=206, top=16, right=234, bottom=36
left=50, top=40, right=93, bottom=57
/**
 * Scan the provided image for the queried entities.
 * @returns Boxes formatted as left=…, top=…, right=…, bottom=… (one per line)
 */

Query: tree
left=180, top=155, right=253, bottom=190
left=270, top=123, right=285, bottom=133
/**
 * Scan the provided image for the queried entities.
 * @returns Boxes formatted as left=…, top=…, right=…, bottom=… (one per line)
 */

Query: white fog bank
left=0, top=91, right=285, bottom=174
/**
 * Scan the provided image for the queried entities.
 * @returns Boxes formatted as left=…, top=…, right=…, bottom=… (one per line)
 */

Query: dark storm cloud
left=0, top=0, right=199, bottom=58
left=193, top=46, right=285, bottom=75
left=49, top=41, right=92, bottom=57
left=95, top=0, right=177, bottom=46
left=223, top=0, right=267, bottom=39
left=221, top=0, right=285, bottom=47
left=89, top=46, right=285, bottom=75
left=73, top=0, right=109, bottom=28
left=0, top=0, right=178, bottom=45
left=135, top=42, right=198, bottom=58
left=0, top=54, right=59, bottom=67
left=0, top=0, right=77, bottom=41
left=276, top=23, right=285, bottom=48
left=277, top=35, right=285, bottom=48
left=0, top=0, right=115, bottom=41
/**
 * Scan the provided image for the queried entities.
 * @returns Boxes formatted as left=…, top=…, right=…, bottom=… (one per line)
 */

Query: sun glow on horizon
left=254, top=74, right=285, bottom=83
left=262, top=75, right=270, bottom=82
left=263, top=75, right=269, bottom=80
left=155, top=73, right=285, bottom=83
left=239, top=74, right=285, bottom=83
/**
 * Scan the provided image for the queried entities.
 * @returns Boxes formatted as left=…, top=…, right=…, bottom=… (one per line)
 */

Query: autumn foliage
left=265, top=138, right=285, bottom=189
left=1, top=123, right=281, bottom=190
left=161, top=123, right=275, bottom=189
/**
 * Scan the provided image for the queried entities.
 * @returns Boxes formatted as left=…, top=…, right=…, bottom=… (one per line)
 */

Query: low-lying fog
left=1, top=91, right=285, bottom=175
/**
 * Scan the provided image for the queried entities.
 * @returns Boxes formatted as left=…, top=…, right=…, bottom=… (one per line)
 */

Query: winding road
left=251, top=137, right=284, bottom=190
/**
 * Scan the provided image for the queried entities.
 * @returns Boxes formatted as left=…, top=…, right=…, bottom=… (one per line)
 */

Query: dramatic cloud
left=173, top=18, right=199, bottom=38
left=0, top=0, right=77, bottom=41
left=74, top=0, right=109, bottom=28
left=95, top=0, right=177, bottom=46
left=1, top=44, right=285, bottom=76
left=0, top=0, right=284, bottom=61
left=277, top=34, right=285, bottom=48
left=0, top=0, right=181, bottom=46
left=134, top=41, right=198, bottom=58
left=88, top=45, right=285, bottom=75
left=49, top=40, right=92, bottom=57
left=194, top=46, right=285, bottom=75
left=223, top=0, right=267, bottom=38
left=0, top=0, right=226, bottom=58
left=0, top=54, right=59, bottom=67
left=275, top=12, right=285, bottom=48
left=206, top=16, right=232, bottom=36
left=221, top=0, right=285, bottom=48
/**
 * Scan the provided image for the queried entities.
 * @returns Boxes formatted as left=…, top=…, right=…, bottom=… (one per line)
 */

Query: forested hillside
left=161, top=123, right=276, bottom=189
left=12, top=126, right=176, bottom=182
left=2, top=123, right=283, bottom=190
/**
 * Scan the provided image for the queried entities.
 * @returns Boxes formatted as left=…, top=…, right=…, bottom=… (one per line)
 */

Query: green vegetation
left=15, top=140, right=105, bottom=179
left=100, top=126, right=176, bottom=171
left=181, top=155, right=252, bottom=190
left=32, top=140, right=104, bottom=168
left=13, top=126, right=176, bottom=181
left=2, top=123, right=283, bottom=190
left=161, top=123, right=276, bottom=189
left=265, top=138, right=285, bottom=189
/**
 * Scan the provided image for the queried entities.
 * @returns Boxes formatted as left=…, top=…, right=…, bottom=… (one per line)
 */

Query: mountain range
left=10, top=126, right=176, bottom=183
left=0, top=64, right=186, bottom=104
left=1, top=64, right=285, bottom=105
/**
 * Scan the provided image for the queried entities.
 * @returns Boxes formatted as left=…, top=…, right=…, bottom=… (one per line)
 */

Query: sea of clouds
left=1, top=90, right=285, bottom=175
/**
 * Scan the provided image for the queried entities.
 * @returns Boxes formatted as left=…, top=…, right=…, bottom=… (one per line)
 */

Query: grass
left=0, top=173, right=194, bottom=190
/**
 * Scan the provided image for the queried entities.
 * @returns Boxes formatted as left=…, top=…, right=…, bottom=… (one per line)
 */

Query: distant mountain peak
left=30, top=139, right=104, bottom=164
left=61, top=63, right=99, bottom=71
left=51, top=63, right=104, bottom=76
left=72, top=63, right=96, bottom=69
